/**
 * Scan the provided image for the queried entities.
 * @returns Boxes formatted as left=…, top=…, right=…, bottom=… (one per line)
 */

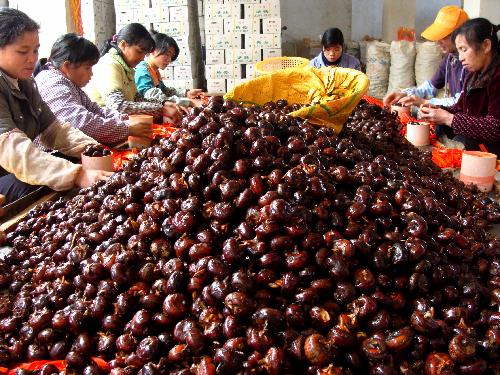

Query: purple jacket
left=430, top=53, right=467, bottom=98
left=309, top=52, right=362, bottom=71
left=447, top=54, right=500, bottom=154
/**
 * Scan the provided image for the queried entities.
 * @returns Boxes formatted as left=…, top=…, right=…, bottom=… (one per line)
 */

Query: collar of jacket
left=109, top=48, right=134, bottom=80
left=0, top=69, right=37, bottom=101
left=468, top=53, right=500, bottom=90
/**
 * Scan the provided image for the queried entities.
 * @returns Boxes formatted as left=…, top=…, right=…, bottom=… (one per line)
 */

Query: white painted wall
left=9, top=0, right=70, bottom=58
left=464, top=0, right=500, bottom=25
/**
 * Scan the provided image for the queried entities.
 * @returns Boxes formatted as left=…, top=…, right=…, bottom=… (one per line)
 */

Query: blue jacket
left=309, top=51, right=361, bottom=71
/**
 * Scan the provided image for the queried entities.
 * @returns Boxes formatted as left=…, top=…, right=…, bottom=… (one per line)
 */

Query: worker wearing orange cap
left=384, top=6, right=469, bottom=110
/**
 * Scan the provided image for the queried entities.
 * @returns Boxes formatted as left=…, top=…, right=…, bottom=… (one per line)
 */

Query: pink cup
left=81, top=154, right=114, bottom=172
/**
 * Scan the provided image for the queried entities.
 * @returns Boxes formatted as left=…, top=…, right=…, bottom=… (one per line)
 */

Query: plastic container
left=459, top=151, right=497, bottom=192
left=81, top=154, right=114, bottom=172
left=406, top=122, right=430, bottom=146
left=391, top=104, right=410, bottom=118
left=255, top=56, right=310, bottom=76
left=128, top=115, right=153, bottom=149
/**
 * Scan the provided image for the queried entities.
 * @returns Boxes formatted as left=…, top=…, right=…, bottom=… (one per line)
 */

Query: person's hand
left=128, top=122, right=152, bottom=138
left=163, top=102, right=186, bottom=125
left=75, top=168, right=113, bottom=189
left=186, top=89, right=205, bottom=100
left=418, top=106, right=454, bottom=126
left=398, top=94, right=428, bottom=107
left=383, top=91, right=407, bottom=107
left=190, top=98, right=204, bottom=107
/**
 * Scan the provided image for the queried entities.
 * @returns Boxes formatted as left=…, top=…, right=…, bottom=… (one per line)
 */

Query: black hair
left=150, top=30, right=179, bottom=61
left=452, top=18, right=500, bottom=54
left=0, top=8, right=39, bottom=48
left=321, top=28, right=344, bottom=49
left=100, top=23, right=155, bottom=57
left=34, top=33, right=99, bottom=76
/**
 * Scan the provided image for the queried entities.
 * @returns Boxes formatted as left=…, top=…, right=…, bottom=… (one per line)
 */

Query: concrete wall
left=280, top=0, right=352, bottom=57
left=415, top=0, right=462, bottom=39
left=81, top=0, right=116, bottom=51
left=382, top=0, right=415, bottom=42
left=464, top=0, right=500, bottom=25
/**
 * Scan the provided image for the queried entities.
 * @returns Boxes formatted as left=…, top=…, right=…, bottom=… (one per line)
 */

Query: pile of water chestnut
left=0, top=97, right=498, bottom=375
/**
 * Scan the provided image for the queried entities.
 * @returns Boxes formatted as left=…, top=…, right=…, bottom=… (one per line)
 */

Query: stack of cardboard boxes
left=114, top=0, right=203, bottom=94
left=204, top=0, right=282, bottom=94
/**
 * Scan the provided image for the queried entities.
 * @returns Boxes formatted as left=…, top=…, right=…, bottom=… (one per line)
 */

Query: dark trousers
left=0, top=173, right=40, bottom=205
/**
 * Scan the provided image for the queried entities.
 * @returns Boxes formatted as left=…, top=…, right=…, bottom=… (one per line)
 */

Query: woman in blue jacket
left=309, top=28, right=361, bottom=71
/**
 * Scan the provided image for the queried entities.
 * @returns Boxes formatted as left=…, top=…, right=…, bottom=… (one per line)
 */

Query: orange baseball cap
left=421, top=6, right=469, bottom=41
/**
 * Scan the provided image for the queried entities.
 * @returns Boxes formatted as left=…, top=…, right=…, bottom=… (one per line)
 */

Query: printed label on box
left=116, top=10, right=134, bottom=24
left=246, top=33, right=281, bottom=49
left=160, top=67, right=174, bottom=80
left=262, top=48, right=282, bottom=59
left=206, top=49, right=225, bottom=65
left=205, top=3, right=233, bottom=18
left=204, top=19, right=225, bottom=35
left=173, top=66, right=193, bottom=80
left=169, top=5, right=191, bottom=22
left=161, top=21, right=190, bottom=36
left=262, top=18, right=281, bottom=34
left=152, top=0, right=189, bottom=6
left=223, top=0, right=259, bottom=4
left=245, top=4, right=280, bottom=18
left=206, top=64, right=239, bottom=79
left=224, top=18, right=260, bottom=34
left=226, top=49, right=259, bottom=64
left=206, top=34, right=240, bottom=49
left=206, top=79, right=226, bottom=94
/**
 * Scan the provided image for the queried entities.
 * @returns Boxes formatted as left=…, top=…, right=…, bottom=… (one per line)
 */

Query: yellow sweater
left=85, top=49, right=137, bottom=106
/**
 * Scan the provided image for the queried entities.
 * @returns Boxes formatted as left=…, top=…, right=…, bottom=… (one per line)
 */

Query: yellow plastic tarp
left=224, top=66, right=370, bottom=134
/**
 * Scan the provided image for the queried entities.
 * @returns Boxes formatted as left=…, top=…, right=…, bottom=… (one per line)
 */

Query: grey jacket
left=0, top=70, right=56, bottom=140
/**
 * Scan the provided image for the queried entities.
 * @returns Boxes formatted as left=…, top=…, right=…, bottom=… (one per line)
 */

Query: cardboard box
left=206, top=34, right=240, bottom=49
left=225, top=48, right=259, bottom=64
left=246, top=63, right=256, bottom=78
left=205, top=3, right=233, bottom=19
left=262, top=48, right=282, bottom=59
left=170, top=51, right=192, bottom=66
left=160, top=67, right=174, bottom=80
left=262, top=18, right=281, bottom=34
left=205, top=19, right=224, bottom=35
left=224, top=18, right=260, bottom=34
left=223, top=0, right=259, bottom=3
left=206, top=79, right=226, bottom=94
left=206, top=49, right=225, bottom=65
left=159, top=21, right=190, bottom=36
left=166, top=79, right=194, bottom=93
left=173, top=65, right=193, bottom=80
left=152, top=0, right=189, bottom=6
left=206, top=64, right=239, bottom=79
left=169, top=5, right=191, bottom=22
left=226, top=78, right=246, bottom=90
left=115, top=10, right=134, bottom=24
left=246, top=33, right=281, bottom=49
left=245, top=3, right=280, bottom=18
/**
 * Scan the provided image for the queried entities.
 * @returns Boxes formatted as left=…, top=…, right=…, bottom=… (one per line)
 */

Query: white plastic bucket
left=81, top=154, right=114, bottom=172
left=406, top=122, right=430, bottom=146
left=459, top=151, right=497, bottom=192
left=128, top=115, right=153, bottom=149
left=391, top=104, right=410, bottom=118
